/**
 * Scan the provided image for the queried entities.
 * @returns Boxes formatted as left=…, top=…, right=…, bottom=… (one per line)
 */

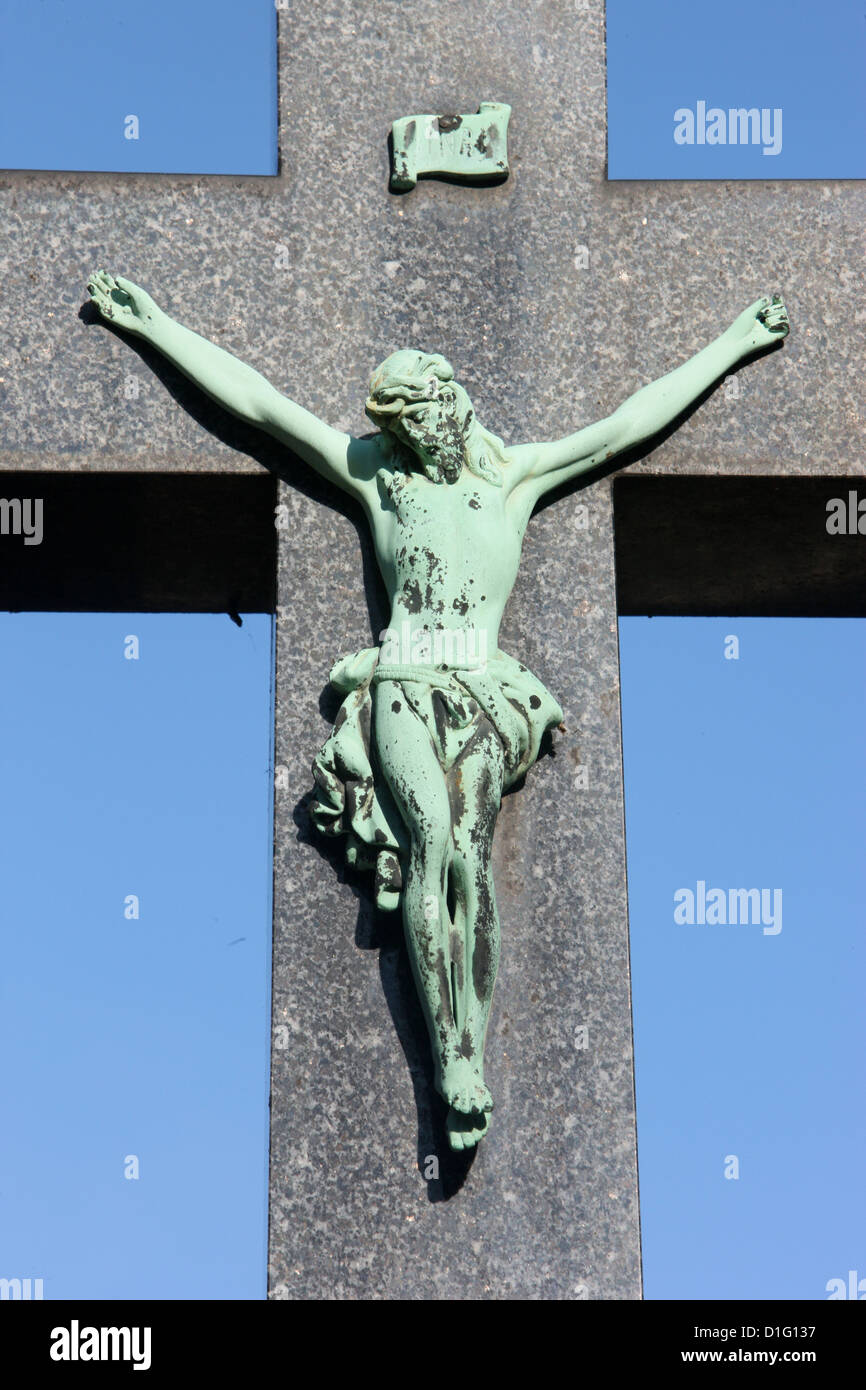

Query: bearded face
left=365, top=352, right=469, bottom=484
left=388, top=398, right=467, bottom=483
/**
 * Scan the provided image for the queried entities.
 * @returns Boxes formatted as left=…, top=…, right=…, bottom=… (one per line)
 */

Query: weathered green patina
left=86, top=271, right=788, bottom=1150
left=390, top=102, right=511, bottom=190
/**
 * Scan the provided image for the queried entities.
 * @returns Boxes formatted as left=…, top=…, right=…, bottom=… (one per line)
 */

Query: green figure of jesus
left=87, top=271, right=788, bottom=1150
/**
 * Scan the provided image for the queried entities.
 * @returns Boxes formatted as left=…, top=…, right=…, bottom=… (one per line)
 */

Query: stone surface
left=2, top=0, right=863, bottom=1300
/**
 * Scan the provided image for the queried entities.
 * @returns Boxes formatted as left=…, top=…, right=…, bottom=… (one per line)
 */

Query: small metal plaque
left=390, top=101, right=511, bottom=190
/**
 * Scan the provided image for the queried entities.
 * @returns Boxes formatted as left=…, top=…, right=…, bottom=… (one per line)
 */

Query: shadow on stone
left=81, top=302, right=392, bottom=638
left=292, top=787, right=476, bottom=1199
left=376, top=934, right=478, bottom=1201
left=534, top=341, right=786, bottom=517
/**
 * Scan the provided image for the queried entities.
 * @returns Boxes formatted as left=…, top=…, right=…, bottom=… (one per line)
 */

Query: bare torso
left=365, top=451, right=531, bottom=656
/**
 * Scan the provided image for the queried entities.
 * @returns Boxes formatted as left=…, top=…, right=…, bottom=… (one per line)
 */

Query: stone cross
left=2, top=2, right=863, bottom=1301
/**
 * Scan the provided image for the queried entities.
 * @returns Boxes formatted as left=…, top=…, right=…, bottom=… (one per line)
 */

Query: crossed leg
left=373, top=681, right=505, bottom=1149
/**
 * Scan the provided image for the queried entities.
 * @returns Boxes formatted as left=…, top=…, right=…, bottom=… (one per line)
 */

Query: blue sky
left=0, top=0, right=277, bottom=174
left=607, top=0, right=866, bottom=178
left=1, top=611, right=860, bottom=1300
left=0, top=613, right=274, bottom=1299
left=619, top=616, right=866, bottom=1299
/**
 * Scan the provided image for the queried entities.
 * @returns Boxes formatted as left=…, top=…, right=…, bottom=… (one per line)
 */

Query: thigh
left=373, top=680, right=451, bottom=845
left=450, top=719, right=505, bottom=859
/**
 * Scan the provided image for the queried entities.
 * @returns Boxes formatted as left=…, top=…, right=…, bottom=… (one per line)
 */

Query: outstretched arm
left=509, top=296, right=789, bottom=506
left=86, top=271, right=379, bottom=501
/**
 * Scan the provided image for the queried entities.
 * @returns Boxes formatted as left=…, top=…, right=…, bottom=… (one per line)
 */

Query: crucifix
left=86, top=270, right=788, bottom=1151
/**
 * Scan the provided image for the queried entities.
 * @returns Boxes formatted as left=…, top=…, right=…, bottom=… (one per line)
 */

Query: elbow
left=606, top=409, right=641, bottom=458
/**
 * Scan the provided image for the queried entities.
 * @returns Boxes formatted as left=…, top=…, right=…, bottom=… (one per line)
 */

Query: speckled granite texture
left=2, top=1, right=863, bottom=1300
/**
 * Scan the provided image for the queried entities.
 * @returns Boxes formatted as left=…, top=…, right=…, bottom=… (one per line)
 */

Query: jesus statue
left=86, top=270, right=788, bottom=1150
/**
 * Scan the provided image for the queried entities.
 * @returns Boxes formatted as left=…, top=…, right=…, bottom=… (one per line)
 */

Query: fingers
left=87, top=268, right=116, bottom=304
left=758, top=294, right=788, bottom=334
left=755, top=292, right=784, bottom=317
left=86, top=268, right=140, bottom=324
left=746, top=295, right=771, bottom=316
left=86, top=270, right=114, bottom=316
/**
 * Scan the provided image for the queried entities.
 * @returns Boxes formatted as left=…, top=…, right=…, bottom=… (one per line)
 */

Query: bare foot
left=438, top=1057, right=493, bottom=1116
left=447, top=1106, right=491, bottom=1151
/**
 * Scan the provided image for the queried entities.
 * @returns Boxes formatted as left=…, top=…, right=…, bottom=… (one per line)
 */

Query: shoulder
left=345, top=432, right=391, bottom=490
left=499, top=442, right=541, bottom=497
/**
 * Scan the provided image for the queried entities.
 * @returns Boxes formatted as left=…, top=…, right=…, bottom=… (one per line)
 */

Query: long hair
left=365, top=350, right=507, bottom=486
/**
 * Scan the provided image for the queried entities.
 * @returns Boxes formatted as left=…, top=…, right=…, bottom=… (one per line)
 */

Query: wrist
left=138, top=304, right=167, bottom=343
left=718, top=327, right=747, bottom=366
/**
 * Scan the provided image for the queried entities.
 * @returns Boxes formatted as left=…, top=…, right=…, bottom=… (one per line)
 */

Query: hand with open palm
left=87, top=269, right=162, bottom=340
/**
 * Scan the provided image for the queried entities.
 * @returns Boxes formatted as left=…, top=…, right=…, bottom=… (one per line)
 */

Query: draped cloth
left=309, top=646, right=563, bottom=911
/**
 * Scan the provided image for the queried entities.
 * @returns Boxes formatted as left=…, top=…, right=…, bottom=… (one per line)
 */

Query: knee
left=450, top=841, right=493, bottom=889
left=409, top=820, right=452, bottom=874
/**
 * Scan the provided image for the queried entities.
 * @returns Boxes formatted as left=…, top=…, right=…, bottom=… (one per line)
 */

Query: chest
left=376, top=466, right=509, bottom=539
left=374, top=468, right=526, bottom=604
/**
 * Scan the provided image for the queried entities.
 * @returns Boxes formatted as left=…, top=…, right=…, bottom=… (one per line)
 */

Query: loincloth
left=309, top=646, right=563, bottom=911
